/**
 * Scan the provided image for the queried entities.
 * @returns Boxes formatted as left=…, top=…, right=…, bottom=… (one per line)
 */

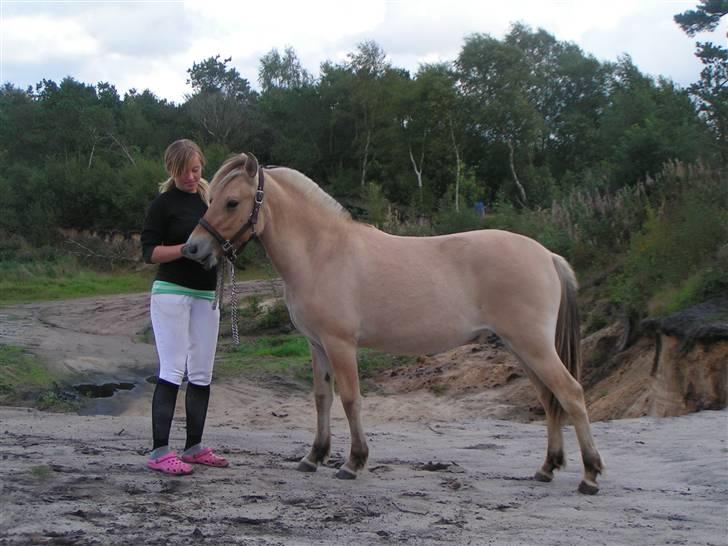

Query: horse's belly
left=359, top=320, right=483, bottom=356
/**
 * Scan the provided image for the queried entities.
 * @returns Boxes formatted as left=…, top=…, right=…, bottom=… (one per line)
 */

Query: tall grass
left=0, top=230, right=275, bottom=305
left=610, top=163, right=728, bottom=314
left=470, top=161, right=727, bottom=316
left=0, top=234, right=154, bottom=304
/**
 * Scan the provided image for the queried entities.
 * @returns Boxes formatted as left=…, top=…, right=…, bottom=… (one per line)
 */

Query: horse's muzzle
left=181, top=236, right=218, bottom=270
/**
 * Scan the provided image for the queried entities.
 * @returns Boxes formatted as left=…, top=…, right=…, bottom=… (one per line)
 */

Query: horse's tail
left=550, top=253, right=582, bottom=418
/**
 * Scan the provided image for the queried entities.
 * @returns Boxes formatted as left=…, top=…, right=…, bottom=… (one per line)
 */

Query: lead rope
left=212, top=255, right=240, bottom=346
left=229, top=256, right=240, bottom=346
left=213, top=260, right=224, bottom=312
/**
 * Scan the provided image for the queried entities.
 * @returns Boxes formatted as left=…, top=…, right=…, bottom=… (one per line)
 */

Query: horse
left=182, top=152, right=605, bottom=494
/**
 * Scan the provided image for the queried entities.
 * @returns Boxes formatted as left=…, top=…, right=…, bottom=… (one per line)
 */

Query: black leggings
left=151, top=379, right=210, bottom=451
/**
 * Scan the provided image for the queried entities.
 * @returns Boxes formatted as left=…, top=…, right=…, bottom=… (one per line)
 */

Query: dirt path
left=1, top=407, right=726, bottom=545
left=1, top=284, right=727, bottom=544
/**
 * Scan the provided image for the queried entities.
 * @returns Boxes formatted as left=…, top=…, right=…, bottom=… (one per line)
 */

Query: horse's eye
left=226, top=200, right=239, bottom=209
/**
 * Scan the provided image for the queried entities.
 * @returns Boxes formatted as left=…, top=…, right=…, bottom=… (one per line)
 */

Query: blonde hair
left=158, top=139, right=210, bottom=204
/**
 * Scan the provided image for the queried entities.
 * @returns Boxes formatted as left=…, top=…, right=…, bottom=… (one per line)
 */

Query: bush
left=482, top=202, right=573, bottom=258
left=364, top=182, right=390, bottom=227
left=433, top=207, right=484, bottom=234
left=610, top=163, right=727, bottom=314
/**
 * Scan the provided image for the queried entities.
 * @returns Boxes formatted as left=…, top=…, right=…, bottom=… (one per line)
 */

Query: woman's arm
left=148, top=244, right=185, bottom=264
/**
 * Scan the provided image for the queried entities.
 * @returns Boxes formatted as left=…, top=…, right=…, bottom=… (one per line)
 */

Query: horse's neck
left=259, top=175, right=347, bottom=287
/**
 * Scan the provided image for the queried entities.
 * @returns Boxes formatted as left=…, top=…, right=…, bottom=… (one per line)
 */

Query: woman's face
left=174, top=155, right=202, bottom=193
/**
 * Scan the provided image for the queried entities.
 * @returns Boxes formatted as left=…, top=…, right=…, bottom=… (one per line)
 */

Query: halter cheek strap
left=198, top=167, right=265, bottom=260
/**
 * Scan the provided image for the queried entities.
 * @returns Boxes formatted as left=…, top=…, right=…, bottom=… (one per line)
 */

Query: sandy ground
left=1, top=284, right=727, bottom=545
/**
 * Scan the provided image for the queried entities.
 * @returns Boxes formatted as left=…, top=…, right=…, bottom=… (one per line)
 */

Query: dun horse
left=182, top=153, right=604, bottom=494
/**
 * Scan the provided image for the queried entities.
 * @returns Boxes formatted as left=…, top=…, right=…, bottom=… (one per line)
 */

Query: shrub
left=610, top=163, right=727, bottom=314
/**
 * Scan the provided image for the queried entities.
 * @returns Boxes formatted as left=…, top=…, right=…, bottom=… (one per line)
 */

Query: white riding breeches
left=150, top=293, right=220, bottom=386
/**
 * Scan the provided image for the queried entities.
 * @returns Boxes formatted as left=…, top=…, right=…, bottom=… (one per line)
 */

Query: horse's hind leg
left=521, top=368, right=565, bottom=482
left=510, top=337, right=603, bottom=493
left=320, top=335, right=368, bottom=479
left=298, top=342, right=333, bottom=472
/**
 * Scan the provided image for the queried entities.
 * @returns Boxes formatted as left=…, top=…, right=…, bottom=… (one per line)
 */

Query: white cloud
left=1, top=0, right=724, bottom=102
left=3, top=15, right=99, bottom=63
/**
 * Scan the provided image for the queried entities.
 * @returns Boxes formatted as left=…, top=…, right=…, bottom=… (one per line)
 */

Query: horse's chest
left=284, top=294, right=315, bottom=338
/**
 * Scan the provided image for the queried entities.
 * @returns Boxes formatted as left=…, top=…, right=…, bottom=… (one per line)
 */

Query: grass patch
left=238, top=336, right=310, bottom=359
left=232, top=263, right=279, bottom=283
left=0, top=265, right=276, bottom=306
left=215, top=335, right=417, bottom=392
left=0, top=344, right=78, bottom=411
left=215, top=335, right=312, bottom=386
left=429, top=384, right=449, bottom=396
left=30, top=465, right=53, bottom=481
left=0, top=344, right=55, bottom=395
left=0, top=270, right=155, bottom=305
left=358, top=349, right=417, bottom=378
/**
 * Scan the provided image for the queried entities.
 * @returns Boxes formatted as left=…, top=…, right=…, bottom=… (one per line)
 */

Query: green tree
left=674, top=0, right=728, bottom=34
left=346, top=41, right=393, bottom=188
left=256, top=47, right=323, bottom=172
left=258, top=46, right=313, bottom=92
left=457, top=33, right=543, bottom=206
left=505, top=24, right=610, bottom=182
left=317, top=61, right=359, bottom=194
left=0, top=84, right=45, bottom=164
left=599, top=56, right=709, bottom=187
left=185, top=55, right=259, bottom=148
left=675, top=1, right=728, bottom=160
left=387, top=63, right=461, bottom=213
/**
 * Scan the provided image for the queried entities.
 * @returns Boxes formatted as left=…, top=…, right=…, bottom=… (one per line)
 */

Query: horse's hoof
left=578, top=480, right=599, bottom=495
left=534, top=470, right=553, bottom=483
left=335, top=467, right=357, bottom=480
left=297, top=459, right=318, bottom=473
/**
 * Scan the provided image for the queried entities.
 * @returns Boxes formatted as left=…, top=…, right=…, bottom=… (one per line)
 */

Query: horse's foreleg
left=521, top=368, right=565, bottom=482
left=297, top=342, right=333, bottom=473
left=321, top=336, right=368, bottom=480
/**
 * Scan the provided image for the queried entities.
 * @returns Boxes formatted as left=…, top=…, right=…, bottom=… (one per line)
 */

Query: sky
left=1, top=0, right=726, bottom=104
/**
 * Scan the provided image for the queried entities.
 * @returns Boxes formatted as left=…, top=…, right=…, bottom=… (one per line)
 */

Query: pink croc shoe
left=181, top=447, right=229, bottom=467
left=147, top=452, right=193, bottom=475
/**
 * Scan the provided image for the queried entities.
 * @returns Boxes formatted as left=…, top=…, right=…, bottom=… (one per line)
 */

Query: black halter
left=198, top=167, right=265, bottom=260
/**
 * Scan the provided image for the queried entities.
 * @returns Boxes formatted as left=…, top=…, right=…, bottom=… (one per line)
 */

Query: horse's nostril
left=186, top=244, right=197, bottom=255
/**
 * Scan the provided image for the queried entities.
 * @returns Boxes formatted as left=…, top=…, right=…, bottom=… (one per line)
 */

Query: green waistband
left=152, top=280, right=215, bottom=301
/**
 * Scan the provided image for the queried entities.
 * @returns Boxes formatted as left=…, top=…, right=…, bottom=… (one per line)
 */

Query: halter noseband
left=198, top=167, right=265, bottom=260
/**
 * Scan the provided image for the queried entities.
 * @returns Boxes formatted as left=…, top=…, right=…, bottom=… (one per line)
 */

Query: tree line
left=0, top=15, right=724, bottom=245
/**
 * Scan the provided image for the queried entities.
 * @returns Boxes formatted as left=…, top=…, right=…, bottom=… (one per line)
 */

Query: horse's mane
left=211, top=155, right=351, bottom=221
left=269, top=166, right=351, bottom=221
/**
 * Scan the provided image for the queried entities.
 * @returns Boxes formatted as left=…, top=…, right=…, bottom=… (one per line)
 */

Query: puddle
left=73, top=382, right=136, bottom=398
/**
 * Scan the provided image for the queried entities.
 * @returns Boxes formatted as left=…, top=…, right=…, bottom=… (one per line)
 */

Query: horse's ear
left=244, top=152, right=259, bottom=178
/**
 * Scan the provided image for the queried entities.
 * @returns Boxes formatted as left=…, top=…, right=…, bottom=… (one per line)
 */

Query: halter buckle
left=255, top=189, right=265, bottom=205
left=221, top=240, right=234, bottom=253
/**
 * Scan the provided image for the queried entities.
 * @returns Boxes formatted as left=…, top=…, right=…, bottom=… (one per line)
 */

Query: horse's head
left=182, top=152, right=264, bottom=269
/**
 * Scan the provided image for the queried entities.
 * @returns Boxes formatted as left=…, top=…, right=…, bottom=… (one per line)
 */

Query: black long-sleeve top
left=141, top=186, right=217, bottom=290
